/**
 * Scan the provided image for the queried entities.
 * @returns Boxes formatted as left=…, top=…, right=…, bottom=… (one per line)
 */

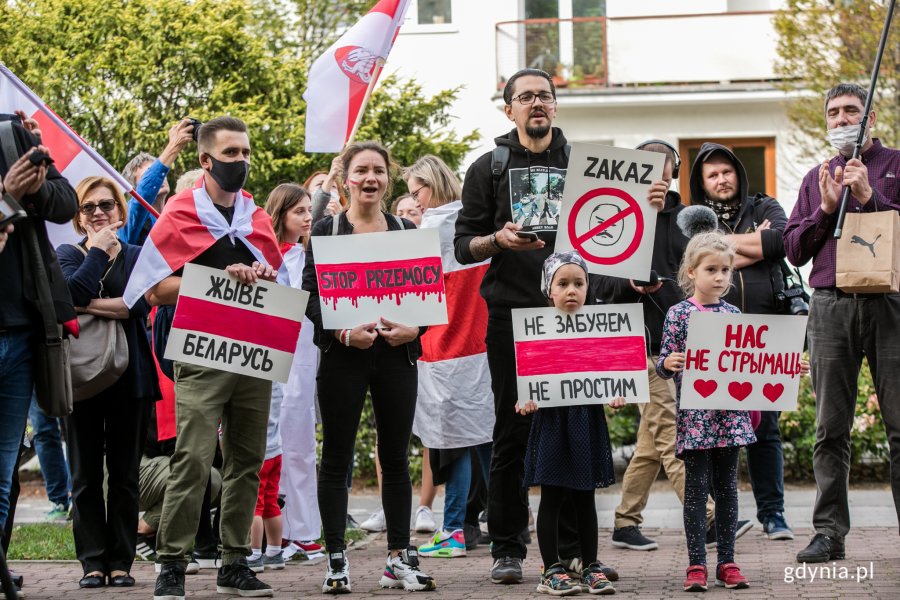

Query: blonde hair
left=402, top=155, right=461, bottom=209
left=264, top=183, right=310, bottom=245
left=72, top=177, right=128, bottom=235
left=175, top=169, right=204, bottom=194
left=677, top=231, right=736, bottom=296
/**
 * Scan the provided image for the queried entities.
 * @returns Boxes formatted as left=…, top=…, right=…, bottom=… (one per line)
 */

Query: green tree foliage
left=0, top=0, right=477, bottom=199
left=774, top=0, right=898, bottom=162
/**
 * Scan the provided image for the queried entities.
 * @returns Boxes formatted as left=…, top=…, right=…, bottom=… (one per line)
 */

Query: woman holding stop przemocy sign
left=301, top=141, right=436, bottom=594
left=657, top=231, right=809, bottom=592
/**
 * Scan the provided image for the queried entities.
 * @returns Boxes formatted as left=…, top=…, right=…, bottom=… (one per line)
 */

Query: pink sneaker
left=715, top=562, right=749, bottom=589
left=683, top=565, right=708, bottom=592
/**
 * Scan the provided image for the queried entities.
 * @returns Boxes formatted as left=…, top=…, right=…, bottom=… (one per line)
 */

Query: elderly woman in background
left=57, top=176, right=158, bottom=589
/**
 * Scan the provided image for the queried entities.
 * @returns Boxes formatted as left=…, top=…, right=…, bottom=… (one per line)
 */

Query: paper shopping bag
left=836, top=211, right=900, bottom=293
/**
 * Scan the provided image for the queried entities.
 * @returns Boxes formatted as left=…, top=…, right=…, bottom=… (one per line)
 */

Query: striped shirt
left=784, top=139, right=900, bottom=289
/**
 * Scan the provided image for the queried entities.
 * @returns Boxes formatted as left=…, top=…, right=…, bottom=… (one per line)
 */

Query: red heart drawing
left=728, top=381, right=753, bottom=401
left=693, top=379, right=718, bottom=398
left=763, top=383, right=784, bottom=403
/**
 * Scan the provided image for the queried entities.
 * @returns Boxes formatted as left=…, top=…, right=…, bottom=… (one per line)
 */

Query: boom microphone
left=677, top=205, right=719, bottom=238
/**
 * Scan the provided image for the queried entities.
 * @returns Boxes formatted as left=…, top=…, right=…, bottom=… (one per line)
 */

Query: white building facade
left=387, top=0, right=814, bottom=213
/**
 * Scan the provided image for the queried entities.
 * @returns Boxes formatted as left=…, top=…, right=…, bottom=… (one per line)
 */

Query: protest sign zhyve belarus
left=512, top=304, right=650, bottom=408
left=554, top=143, right=665, bottom=281
left=165, top=264, right=309, bottom=383
left=680, top=312, right=808, bottom=411
left=313, top=227, right=447, bottom=329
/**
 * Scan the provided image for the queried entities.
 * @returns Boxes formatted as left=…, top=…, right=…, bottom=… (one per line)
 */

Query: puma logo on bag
left=851, top=234, right=881, bottom=258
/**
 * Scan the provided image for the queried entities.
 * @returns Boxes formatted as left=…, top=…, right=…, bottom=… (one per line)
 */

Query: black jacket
left=688, top=143, right=787, bottom=314
left=0, top=122, right=78, bottom=329
left=591, top=190, right=689, bottom=355
left=454, top=128, right=569, bottom=313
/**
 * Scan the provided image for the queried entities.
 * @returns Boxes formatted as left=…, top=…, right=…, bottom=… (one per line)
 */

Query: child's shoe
left=418, top=529, right=466, bottom=558
left=380, top=546, right=436, bottom=591
left=715, top=562, right=749, bottom=589
left=683, top=565, right=708, bottom=592
left=581, top=562, right=615, bottom=595
left=536, top=563, right=580, bottom=596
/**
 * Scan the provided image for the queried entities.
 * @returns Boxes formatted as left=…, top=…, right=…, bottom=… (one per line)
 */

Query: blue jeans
left=0, top=327, right=35, bottom=530
left=443, top=442, right=491, bottom=532
left=29, top=394, right=71, bottom=507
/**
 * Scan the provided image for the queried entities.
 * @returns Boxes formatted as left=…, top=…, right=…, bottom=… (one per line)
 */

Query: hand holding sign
left=226, top=261, right=277, bottom=284
left=646, top=180, right=668, bottom=211
left=377, top=317, right=419, bottom=346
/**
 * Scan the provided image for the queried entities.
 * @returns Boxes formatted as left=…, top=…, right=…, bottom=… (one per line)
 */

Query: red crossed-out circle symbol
left=567, top=187, right=644, bottom=265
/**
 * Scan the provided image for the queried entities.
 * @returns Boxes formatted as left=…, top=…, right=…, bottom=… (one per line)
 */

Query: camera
left=186, top=117, right=203, bottom=142
left=776, top=285, right=810, bottom=316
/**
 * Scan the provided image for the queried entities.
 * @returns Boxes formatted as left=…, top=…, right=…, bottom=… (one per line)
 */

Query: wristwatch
left=490, top=232, right=502, bottom=250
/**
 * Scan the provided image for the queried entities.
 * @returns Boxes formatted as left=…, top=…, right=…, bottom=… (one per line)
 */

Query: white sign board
left=554, top=143, right=664, bottom=281
left=312, top=227, right=447, bottom=329
left=165, top=264, right=309, bottom=383
left=680, top=312, right=808, bottom=411
left=512, top=304, right=650, bottom=408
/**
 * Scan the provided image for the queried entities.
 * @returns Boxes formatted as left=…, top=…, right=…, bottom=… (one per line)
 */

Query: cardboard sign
left=680, top=312, right=808, bottom=411
left=554, top=143, right=665, bottom=281
left=165, top=264, right=309, bottom=383
left=512, top=304, right=650, bottom=408
left=313, top=227, right=447, bottom=329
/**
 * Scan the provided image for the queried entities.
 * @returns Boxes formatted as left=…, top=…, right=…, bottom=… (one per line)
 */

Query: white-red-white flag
left=413, top=201, right=496, bottom=450
left=303, top=0, right=411, bottom=152
left=0, top=64, right=134, bottom=246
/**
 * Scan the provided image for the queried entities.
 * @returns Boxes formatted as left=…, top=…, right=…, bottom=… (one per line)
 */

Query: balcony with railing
left=495, top=11, right=779, bottom=93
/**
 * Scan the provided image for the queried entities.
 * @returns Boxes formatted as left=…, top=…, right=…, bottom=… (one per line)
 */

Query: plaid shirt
left=784, top=139, right=900, bottom=288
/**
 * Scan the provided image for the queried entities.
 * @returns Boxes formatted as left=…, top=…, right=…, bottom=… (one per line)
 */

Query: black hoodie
left=688, top=143, right=787, bottom=314
left=454, top=128, right=569, bottom=312
left=591, top=189, right=688, bottom=355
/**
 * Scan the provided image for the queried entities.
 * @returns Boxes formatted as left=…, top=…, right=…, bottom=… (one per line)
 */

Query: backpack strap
left=392, top=214, right=405, bottom=230
left=331, top=212, right=340, bottom=236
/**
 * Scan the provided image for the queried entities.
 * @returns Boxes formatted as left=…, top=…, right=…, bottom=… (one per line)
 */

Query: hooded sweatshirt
left=688, top=143, right=787, bottom=314
left=591, top=189, right=688, bottom=355
left=454, top=128, right=569, bottom=312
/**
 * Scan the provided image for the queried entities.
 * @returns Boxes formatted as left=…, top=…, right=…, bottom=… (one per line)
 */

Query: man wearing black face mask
left=125, top=116, right=282, bottom=600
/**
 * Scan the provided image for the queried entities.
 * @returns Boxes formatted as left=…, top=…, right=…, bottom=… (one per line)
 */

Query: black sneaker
left=154, top=562, right=186, bottom=600
left=464, top=522, right=482, bottom=551
left=216, top=559, right=274, bottom=597
left=191, top=547, right=221, bottom=569
left=612, top=525, right=659, bottom=551
left=705, top=519, right=753, bottom=549
left=490, top=556, right=523, bottom=584
left=136, top=533, right=158, bottom=561
left=797, top=533, right=845, bottom=563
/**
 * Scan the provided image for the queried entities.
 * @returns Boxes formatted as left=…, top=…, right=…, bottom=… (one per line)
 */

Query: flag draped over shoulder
left=0, top=64, right=135, bottom=246
left=303, top=0, right=411, bottom=152
left=123, top=181, right=283, bottom=308
left=413, top=201, right=495, bottom=449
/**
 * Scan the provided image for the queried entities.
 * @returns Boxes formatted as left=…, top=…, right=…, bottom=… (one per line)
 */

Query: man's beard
left=525, top=123, right=551, bottom=140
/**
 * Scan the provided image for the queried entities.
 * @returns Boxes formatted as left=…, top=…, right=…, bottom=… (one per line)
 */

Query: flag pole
left=833, top=0, right=896, bottom=239
left=129, top=189, right=160, bottom=219
left=345, top=58, right=386, bottom=147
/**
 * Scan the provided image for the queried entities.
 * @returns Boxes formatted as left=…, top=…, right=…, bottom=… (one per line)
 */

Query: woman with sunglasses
left=56, top=176, right=159, bottom=589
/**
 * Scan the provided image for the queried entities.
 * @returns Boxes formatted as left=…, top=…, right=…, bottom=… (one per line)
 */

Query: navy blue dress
left=523, top=404, right=616, bottom=491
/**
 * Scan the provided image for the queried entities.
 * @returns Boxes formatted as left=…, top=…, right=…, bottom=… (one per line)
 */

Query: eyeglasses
left=511, top=91, right=556, bottom=105
left=79, top=200, right=117, bottom=215
left=409, top=184, right=428, bottom=202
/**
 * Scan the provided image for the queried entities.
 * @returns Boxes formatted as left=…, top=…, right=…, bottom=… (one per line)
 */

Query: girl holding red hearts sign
left=657, top=231, right=809, bottom=592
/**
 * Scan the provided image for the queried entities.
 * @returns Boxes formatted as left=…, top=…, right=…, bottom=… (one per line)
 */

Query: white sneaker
left=360, top=508, right=386, bottom=532
left=322, top=551, right=351, bottom=594
left=379, top=546, right=436, bottom=591
left=413, top=506, right=436, bottom=533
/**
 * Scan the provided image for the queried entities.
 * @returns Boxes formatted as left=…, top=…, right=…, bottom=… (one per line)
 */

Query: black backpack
left=490, top=143, right=571, bottom=198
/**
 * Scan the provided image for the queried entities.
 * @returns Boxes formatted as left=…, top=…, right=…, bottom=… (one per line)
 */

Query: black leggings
left=683, top=447, right=740, bottom=566
left=537, top=486, right=597, bottom=569
left=317, top=339, right=418, bottom=552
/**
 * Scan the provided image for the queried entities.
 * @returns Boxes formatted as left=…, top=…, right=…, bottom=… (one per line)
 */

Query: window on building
left=418, top=0, right=452, bottom=25
left=679, top=137, right=777, bottom=203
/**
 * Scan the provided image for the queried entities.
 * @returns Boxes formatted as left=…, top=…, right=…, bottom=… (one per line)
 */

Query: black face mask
left=205, top=155, right=249, bottom=193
